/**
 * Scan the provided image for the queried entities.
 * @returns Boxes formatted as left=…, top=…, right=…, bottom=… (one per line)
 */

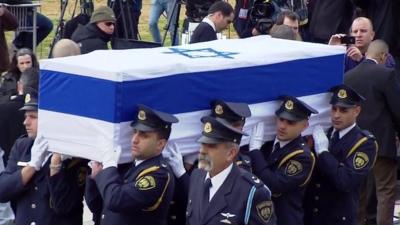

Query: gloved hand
left=102, top=145, right=121, bottom=169
left=249, top=122, right=265, bottom=151
left=28, top=135, right=50, bottom=171
left=163, top=142, right=186, bottom=178
left=312, top=125, right=329, bottom=155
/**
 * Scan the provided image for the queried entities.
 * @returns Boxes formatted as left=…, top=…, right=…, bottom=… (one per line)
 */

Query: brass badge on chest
left=353, top=152, right=369, bottom=169
left=285, top=160, right=303, bottom=176
left=135, top=176, right=156, bottom=190
left=256, top=201, right=273, bottom=222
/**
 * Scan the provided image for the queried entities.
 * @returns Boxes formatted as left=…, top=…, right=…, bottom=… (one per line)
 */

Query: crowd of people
left=0, top=0, right=399, bottom=225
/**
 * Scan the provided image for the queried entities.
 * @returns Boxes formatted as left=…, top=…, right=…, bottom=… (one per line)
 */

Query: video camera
left=186, top=0, right=217, bottom=22
left=250, top=0, right=276, bottom=34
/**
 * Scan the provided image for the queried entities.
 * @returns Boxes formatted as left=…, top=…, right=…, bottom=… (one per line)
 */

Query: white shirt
left=332, top=123, right=356, bottom=139
left=203, top=16, right=216, bottom=32
left=205, top=163, right=233, bottom=201
left=135, top=159, right=145, bottom=166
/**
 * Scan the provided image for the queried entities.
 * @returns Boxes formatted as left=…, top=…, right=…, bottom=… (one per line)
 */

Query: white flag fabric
left=39, top=36, right=345, bottom=163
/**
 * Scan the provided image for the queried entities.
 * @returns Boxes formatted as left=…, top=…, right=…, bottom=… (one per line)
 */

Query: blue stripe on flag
left=40, top=54, right=344, bottom=123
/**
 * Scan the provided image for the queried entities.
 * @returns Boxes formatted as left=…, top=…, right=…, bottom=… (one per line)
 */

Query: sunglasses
left=104, top=22, right=115, bottom=27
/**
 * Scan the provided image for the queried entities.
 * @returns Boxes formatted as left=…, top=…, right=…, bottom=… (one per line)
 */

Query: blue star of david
left=165, top=47, right=238, bottom=59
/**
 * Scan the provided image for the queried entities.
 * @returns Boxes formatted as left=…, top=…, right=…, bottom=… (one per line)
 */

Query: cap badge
left=138, top=110, right=146, bottom=120
left=24, top=94, right=31, bottom=103
left=215, top=105, right=223, bottom=115
left=285, top=100, right=294, bottom=110
left=338, top=89, right=347, bottom=99
left=204, top=122, right=212, bottom=133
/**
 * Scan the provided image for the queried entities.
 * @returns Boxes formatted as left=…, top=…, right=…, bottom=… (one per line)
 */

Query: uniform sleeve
left=85, top=176, right=103, bottom=215
left=249, top=150, right=313, bottom=194
left=95, top=166, right=172, bottom=213
left=248, top=185, right=277, bottom=225
left=0, top=141, right=27, bottom=202
left=317, top=138, right=377, bottom=192
left=47, top=161, right=88, bottom=214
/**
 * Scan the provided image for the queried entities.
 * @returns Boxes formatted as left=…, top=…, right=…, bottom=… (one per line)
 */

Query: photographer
left=238, top=0, right=280, bottom=38
left=328, top=17, right=395, bottom=72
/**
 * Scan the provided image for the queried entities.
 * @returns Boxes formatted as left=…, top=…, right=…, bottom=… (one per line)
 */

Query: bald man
left=51, top=39, right=81, bottom=58
left=329, top=17, right=395, bottom=72
left=344, top=40, right=400, bottom=225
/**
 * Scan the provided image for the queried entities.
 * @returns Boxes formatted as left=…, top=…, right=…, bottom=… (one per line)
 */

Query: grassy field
left=10, top=0, right=237, bottom=59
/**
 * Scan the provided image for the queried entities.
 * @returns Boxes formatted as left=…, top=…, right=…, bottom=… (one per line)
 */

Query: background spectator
left=148, top=0, right=179, bottom=45
left=71, top=6, right=116, bottom=54
left=51, top=39, right=81, bottom=58
left=0, top=48, right=39, bottom=102
left=0, top=6, right=17, bottom=74
left=269, top=24, right=296, bottom=40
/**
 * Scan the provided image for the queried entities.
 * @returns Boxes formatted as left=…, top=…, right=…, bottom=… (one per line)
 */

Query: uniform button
left=171, top=215, right=176, bottom=220
left=342, top=217, right=346, bottom=221
left=34, top=186, right=38, bottom=191
left=315, top=183, right=321, bottom=188
left=313, top=208, right=318, bottom=213
left=31, top=204, right=36, bottom=209
left=101, top=214, right=105, bottom=219
left=314, top=196, right=319, bottom=201
left=30, top=222, right=36, bottom=225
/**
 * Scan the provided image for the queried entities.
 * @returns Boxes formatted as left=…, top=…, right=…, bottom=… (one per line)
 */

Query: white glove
left=102, top=145, right=121, bottom=169
left=249, top=122, right=265, bottom=151
left=163, top=142, right=186, bottom=178
left=312, top=125, right=329, bottom=155
left=28, top=135, right=49, bottom=171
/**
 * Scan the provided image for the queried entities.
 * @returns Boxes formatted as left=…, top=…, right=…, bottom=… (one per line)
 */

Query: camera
left=250, top=0, right=276, bottom=34
left=340, top=36, right=356, bottom=45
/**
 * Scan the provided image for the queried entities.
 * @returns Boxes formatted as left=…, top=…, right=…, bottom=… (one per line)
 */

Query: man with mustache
left=303, top=84, right=378, bottom=225
left=186, top=116, right=276, bottom=225
left=248, top=95, right=317, bottom=225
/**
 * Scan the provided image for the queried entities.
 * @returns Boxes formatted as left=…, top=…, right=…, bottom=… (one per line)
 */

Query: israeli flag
left=39, top=36, right=345, bottom=162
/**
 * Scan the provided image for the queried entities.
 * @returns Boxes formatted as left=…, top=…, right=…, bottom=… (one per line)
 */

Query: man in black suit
left=189, top=1, right=234, bottom=44
left=344, top=40, right=400, bottom=225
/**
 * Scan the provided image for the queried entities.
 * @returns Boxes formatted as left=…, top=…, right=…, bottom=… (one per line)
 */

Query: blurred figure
left=51, top=39, right=81, bottom=58
left=4, top=0, right=53, bottom=50
left=269, top=24, right=296, bottom=40
left=148, top=0, right=179, bottom=45
left=275, top=11, right=301, bottom=40
left=71, top=6, right=116, bottom=54
left=0, top=6, right=18, bottom=74
left=0, top=48, right=39, bottom=101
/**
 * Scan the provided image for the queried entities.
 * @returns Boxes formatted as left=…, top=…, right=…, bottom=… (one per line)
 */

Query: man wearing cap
left=248, top=95, right=317, bottom=225
left=0, top=91, right=88, bottom=225
left=303, top=84, right=378, bottom=225
left=71, top=6, right=116, bottom=54
left=186, top=116, right=276, bottom=225
left=86, top=105, right=177, bottom=225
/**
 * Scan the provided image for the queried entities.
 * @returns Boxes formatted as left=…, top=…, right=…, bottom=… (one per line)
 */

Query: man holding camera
left=328, top=17, right=395, bottom=72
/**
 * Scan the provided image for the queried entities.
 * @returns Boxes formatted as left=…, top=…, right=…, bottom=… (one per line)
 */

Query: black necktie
left=272, top=142, right=280, bottom=153
left=330, top=130, right=340, bottom=147
left=201, top=178, right=212, bottom=218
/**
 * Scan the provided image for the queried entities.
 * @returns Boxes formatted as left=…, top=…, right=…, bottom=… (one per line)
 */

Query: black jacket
left=71, top=23, right=112, bottom=54
left=344, top=59, right=400, bottom=159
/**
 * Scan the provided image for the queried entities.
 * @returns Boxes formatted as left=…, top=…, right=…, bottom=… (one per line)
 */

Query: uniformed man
left=0, top=91, right=87, bottom=225
left=210, top=99, right=253, bottom=171
left=86, top=104, right=178, bottom=225
left=248, top=95, right=317, bottom=225
left=186, top=116, right=276, bottom=225
left=303, top=84, right=378, bottom=225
